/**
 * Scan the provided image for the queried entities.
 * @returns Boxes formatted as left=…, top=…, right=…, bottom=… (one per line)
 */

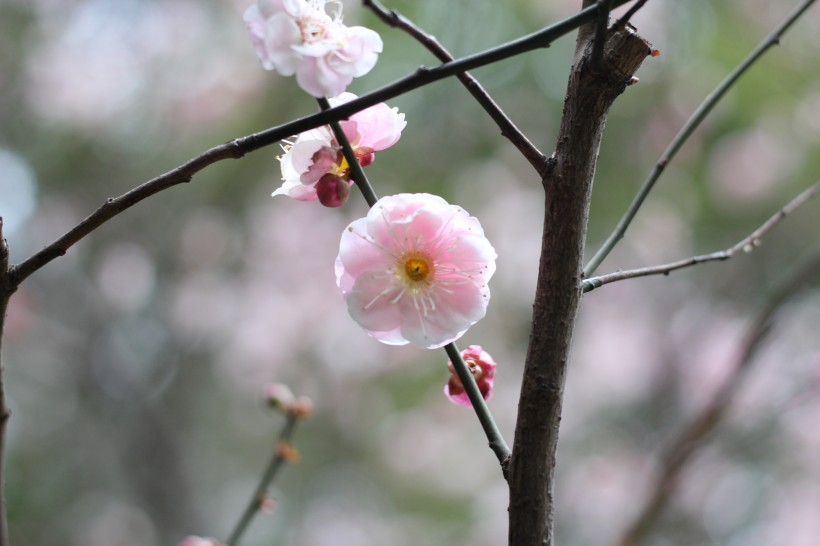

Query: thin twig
left=583, top=181, right=820, bottom=293
left=363, top=0, right=546, bottom=172
left=316, top=98, right=380, bottom=207
left=225, top=413, right=299, bottom=546
left=613, top=0, right=650, bottom=29
left=584, top=0, right=817, bottom=278
left=316, top=97, right=511, bottom=474
left=444, top=343, right=511, bottom=476
left=8, top=0, right=634, bottom=287
left=0, top=218, right=10, bottom=546
left=592, top=0, right=615, bottom=67
left=613, top=249, right=820, bottom=546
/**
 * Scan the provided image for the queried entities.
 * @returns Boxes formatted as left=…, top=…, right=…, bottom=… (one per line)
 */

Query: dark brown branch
left=583, top=180, right=820, bottom=293
left=363, top=0, right=546, bottom=171
left=8, top=0, right=637, bottom=287
left=613, top=249, right=820, bottom=546
left=508, top=24, right=652, bottom=546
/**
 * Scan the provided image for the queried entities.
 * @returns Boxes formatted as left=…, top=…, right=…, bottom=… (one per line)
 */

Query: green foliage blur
left=1, top=1, right=819, bottom=545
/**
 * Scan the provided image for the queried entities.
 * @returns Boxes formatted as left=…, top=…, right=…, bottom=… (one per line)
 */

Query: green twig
left=316, top=98, right=380, bottom=207
left=444, top=343, right=511, bottom=475
left=225, top=413, right=299, bottom=546
left=583, top=0, right=817, bottom=278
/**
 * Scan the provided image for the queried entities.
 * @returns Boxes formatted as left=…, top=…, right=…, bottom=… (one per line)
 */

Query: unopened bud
left=316, top=174, right=351, bottom=208
left=263, top=383, right=295, bottom=413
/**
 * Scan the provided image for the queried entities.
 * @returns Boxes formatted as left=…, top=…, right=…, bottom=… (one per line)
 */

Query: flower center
left=404, top=257, right=432, bottom=283
left=466, top=358, right=483, bottom=380
left=299, top=15, right=329, bottom=43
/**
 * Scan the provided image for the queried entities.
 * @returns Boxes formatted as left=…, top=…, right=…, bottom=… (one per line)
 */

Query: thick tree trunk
left=507, top=22, right=652, bottom=546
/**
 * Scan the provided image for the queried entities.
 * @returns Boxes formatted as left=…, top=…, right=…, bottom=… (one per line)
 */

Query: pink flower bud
left=263, top=382, right=295, bottom=412
left=444, top=345, right=497, bottom=407
left=315, top=174, right=351, bottom=208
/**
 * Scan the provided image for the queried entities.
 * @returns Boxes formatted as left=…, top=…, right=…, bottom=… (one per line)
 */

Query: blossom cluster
left=244, top=0, right=382, bottom=98
left=274, top=93, right=406, bottom=207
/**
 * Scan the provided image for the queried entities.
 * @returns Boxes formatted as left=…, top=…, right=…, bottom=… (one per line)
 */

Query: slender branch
left=509, top=24, right=652, bottom=546
left=225, top=413, right=299, bottom=546
left=613, top=0, right=650, bottom=29
left=317, top=96, right=511, bottom=472
left=583, top=0, right=817, bottom=278
left=613, top=249, right=820, bottom=546
left=0, top=218, right=10, bottom=546
left=8, top=0, right=637, bottom=287
left=592, top=0, right=614, bottom=67
left=582, top=180, right=820, bottom=293
left=316, top=98, right=380, bottom=207
left=444, top=343, right=511, bottom=474
left=363, top=0, right=546, bottom=172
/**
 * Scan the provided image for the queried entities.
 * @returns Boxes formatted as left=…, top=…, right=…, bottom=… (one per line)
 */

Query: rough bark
left=507, top=23, right=652, bottom=546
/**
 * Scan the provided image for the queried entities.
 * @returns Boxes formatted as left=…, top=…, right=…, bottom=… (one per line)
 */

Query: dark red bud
left=316, top=174, right=351, bottom=208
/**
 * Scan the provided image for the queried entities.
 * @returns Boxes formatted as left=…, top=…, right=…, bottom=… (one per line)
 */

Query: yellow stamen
left=404, top=257, right=431, bottom=282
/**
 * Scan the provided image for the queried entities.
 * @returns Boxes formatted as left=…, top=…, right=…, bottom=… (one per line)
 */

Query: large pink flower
left=444, top=345, right=496, bottom=407
left=244, top=0, right=383, bottom=98
left=335, top=194, right=497, bottom=349
left=274, top=92, right=406, bottom=206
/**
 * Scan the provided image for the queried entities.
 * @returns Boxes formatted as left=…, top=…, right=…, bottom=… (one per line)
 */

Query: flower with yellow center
left=336, top=193, right=497, bottom=349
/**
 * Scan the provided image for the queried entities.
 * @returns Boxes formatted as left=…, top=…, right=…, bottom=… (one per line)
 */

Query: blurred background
left=1, top=0, right=820, bottom=544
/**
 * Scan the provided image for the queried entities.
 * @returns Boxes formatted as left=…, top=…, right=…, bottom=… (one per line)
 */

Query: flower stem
left=316, top=98, right=380, bottom=207
left=445, top=343, right=511, bottom=474
left=225, top=413, right=299, bottom=546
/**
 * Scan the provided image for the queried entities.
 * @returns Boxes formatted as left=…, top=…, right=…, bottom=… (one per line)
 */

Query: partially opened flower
left=244, top=0, right=383, bottom=98
left=444, top=345, right=496, bottom=407
left=335, top=193, right=497, bottom=348
left=274, top=93, right=406, bottom=206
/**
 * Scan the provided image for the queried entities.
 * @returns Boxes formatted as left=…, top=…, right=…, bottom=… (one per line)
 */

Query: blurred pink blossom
left=274, top=92, right=406, bottom=206
left=444, top=345, right=496, bottom=407
left=335, top=193, right=497, bottom=348
left=244, top=0, right=382, bottom=97
left=177, top=536, right=221, bottom=546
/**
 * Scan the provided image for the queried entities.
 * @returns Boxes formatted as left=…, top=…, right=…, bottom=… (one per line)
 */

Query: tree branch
left=508, top=23, right=652, bottom=546
left=613, top=0, right=651, bottom=29
left=613, top=249, right=820, bottom=546
left=363, top=0, right=546, bottom=172
left=582, top=180, right=820, bottom=293
left=226, top=411, right=302, bottom=546
left=583, top=0, right=817, bottom=278
left=8, top=0, right=637, bottom=287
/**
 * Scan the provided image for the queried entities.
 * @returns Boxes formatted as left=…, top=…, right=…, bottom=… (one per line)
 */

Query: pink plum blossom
left=444, top=345, right=497, bottom=407
left=244, top=0, right=383, bottom=98
left=335, top=193, right=497, bottom=348
left=274, top=92, right=406, bottom=206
